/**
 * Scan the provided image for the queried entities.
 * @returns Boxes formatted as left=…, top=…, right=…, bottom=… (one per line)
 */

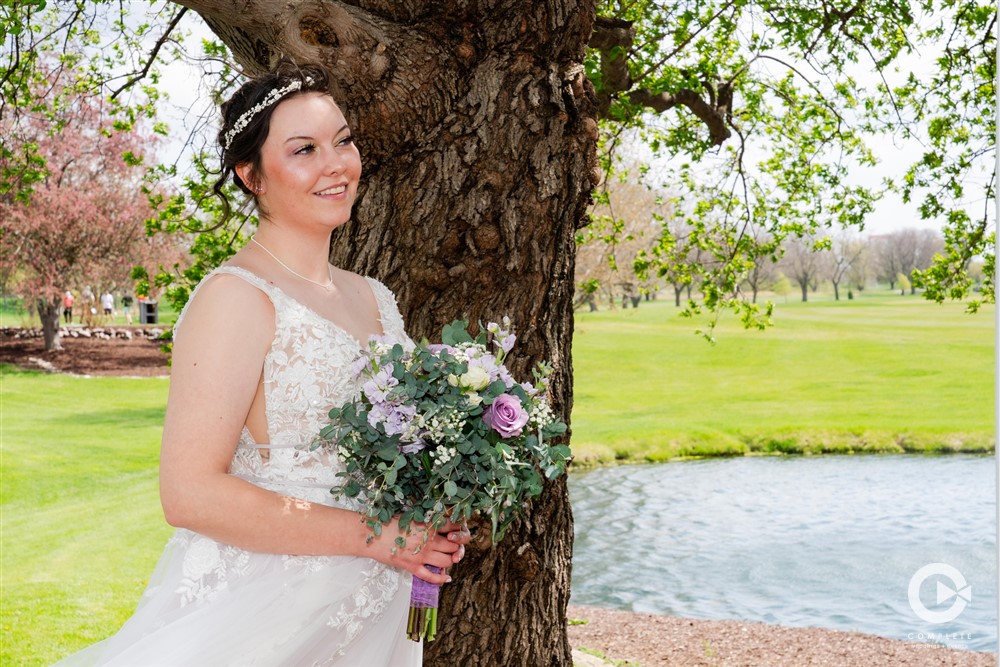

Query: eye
left=294, top=143, right=316, bottom=155
left=338, top=135, right=354, bottom=147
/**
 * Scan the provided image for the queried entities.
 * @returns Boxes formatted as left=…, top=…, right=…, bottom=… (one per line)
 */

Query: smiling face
left=246, top=92, right=362, bottom=232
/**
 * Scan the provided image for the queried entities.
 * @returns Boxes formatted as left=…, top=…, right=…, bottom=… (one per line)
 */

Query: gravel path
left=568, top=606, right=996, bottom=667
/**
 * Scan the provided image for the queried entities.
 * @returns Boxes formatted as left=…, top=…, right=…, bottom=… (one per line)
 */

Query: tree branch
left=628, top=87, right=731, bottom=146
left=589, top=16, right=634, bottom=51
left=109, top=7, right=188, bottom=100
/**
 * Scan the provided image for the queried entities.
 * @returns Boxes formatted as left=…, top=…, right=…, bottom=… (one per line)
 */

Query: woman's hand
left=370, top=518, right=471, bottom=585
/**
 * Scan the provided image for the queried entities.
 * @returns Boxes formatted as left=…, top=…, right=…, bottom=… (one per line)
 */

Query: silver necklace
left=250, top=236, right=335, bottom=290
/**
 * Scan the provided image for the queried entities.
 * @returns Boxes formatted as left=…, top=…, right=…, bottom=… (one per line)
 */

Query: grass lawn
left=1, top=368, right=172, bottom=666
left=1, top=289, right=994, bottom=665
left=572, top=290, right=994, bottom=463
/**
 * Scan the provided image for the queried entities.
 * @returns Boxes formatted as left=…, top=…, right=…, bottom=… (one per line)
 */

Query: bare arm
left=158, top=274, right=466, bottom=583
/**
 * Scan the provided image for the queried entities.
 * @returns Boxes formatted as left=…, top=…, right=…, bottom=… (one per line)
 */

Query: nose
left=324, top=147, right=345, bottom=175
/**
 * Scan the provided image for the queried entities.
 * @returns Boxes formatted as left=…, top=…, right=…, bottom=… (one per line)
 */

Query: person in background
left=100, top=291, right=114, bottom=317
left=62, top=291, right=74, bottom=324
left=121, top=293, right=134, bottom=325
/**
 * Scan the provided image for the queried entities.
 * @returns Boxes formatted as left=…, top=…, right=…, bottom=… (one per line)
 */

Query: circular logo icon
left=908, top=563, right=971, bottom=624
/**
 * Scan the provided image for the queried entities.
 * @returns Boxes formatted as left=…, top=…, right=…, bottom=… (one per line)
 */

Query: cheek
left=348, top=147, right=363, bottom=179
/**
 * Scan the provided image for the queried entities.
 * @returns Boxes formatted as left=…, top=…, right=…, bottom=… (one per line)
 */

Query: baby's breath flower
left=529, top=400, right=555, bottom=429
left=431, top=446, right=458, bottom=465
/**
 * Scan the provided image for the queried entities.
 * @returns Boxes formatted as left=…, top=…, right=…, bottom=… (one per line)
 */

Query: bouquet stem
left=407, top=605, right=438, bottom=642
left=407, top=567, right=441, bottom=642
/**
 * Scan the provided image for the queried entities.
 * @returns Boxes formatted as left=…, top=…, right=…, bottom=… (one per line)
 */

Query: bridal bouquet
left=319, top=318, right=569, bottom=642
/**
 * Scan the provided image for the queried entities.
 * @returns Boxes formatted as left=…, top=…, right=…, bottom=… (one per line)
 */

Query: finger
left=452, top=545, right=466, bottom=563
left=437, top=519, right=465, bottom=533
left=425, top=532, right=460, bottom=553
left=414, top=565, right=452, bottom=585
left=425, top=549, right=457, bottom=570
left=445, top=528, right=471, bottom=544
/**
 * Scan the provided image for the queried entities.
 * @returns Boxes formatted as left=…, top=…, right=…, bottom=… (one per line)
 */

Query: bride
left=53, top=60, right=470, bottom=666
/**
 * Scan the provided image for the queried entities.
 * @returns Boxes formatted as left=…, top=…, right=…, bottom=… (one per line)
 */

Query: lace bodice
left=176, top=266, right=411, bottom=505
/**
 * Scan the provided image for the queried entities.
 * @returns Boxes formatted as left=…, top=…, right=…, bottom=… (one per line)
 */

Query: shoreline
left=567, top=605, right=997, bottom=666
left=568, top=439, right=995, bottom=470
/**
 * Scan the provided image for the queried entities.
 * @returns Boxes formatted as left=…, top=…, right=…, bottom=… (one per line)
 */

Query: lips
left=316, top=184, right=347, bottom=196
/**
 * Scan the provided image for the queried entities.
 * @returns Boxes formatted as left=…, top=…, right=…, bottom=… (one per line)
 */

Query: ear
left=235, top=163, right=264, bottom=194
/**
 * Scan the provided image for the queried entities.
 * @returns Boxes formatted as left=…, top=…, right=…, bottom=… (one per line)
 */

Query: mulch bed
left=0, top=329, right=171, bottom=377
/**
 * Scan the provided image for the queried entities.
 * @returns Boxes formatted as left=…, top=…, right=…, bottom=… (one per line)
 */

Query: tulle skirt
left=51, top=528, right=421, bottom=667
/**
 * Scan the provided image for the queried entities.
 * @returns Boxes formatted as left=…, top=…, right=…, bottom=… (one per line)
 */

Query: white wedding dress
left=53, top=266, right=421, bottom=667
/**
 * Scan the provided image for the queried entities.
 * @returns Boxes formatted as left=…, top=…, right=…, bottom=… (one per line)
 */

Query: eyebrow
left=284, top=124, right=351, bottom=144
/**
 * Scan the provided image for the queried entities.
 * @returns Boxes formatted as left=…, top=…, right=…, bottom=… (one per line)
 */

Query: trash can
left=140, top=300, right=158, bottom=324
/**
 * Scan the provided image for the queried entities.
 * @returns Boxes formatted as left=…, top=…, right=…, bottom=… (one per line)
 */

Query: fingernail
left=445, top=576, right=453, bottom=583
left=448, top=533, right=457, bottom=541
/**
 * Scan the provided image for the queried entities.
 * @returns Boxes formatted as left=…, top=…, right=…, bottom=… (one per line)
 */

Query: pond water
left=569, top=455, right=997, bottom=652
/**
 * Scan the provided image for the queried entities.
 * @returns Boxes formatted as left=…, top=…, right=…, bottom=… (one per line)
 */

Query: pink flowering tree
left=1, top=62, right=176, bottom=351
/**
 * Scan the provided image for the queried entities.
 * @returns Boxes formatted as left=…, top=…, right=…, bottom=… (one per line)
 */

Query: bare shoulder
left=331, top=265, right=371, bottom=288
left=174, top=270, right=275, bottom=351
left=331, top=266, right=385, bottom=299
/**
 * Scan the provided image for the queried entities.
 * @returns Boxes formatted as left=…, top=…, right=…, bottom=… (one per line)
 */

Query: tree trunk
left=799, top=281, right=809, bottom=302
left=181, top=1, right=599, bottom=664
left=38, top=296, right=63, bottom=351
left=832, top=281, right=840, bottom=301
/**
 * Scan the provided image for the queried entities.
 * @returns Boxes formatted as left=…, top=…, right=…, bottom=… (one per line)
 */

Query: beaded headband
left=223, top=80, right=303, bottom=150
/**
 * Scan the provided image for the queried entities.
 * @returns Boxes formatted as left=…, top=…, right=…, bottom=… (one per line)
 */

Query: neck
left=250, top=229, right=334, bottom=286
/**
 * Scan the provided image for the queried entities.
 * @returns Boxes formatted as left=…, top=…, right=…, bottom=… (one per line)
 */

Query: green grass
left=570, top=291, right=994, bottom=465
left=1, top=367, right=171, bottom=666
left=0, top=291, right=994, bottom=665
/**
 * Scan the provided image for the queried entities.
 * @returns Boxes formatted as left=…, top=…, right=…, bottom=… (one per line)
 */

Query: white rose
left=447, top=374, right=460, bottom=387
left=460, top=366, right=490, bottom=391
left=465, top=391, right=483, bottom=407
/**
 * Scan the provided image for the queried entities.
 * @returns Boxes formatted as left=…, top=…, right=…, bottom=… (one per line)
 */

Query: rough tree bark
left=38, top=296, right=63, bottom=351
left=175, top=1, right=599, bottom=664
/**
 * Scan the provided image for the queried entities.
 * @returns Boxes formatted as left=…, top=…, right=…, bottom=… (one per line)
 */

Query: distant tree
left=874, top=233, right=906, bottom=290
left=577, top=168, right=671, bottom=308
left=897, top=272, right=911, bottom=296
left=874, top=228, right=945, bottom=294
left=781, top=236, right=827, bottom=303
left=827, top=231, right=867, bottom=301
left=741, top=229, right=779, bottom=304
left=908, top=229, right=945, bottom=294
left=847, top=237, right=875, bottom=293
left=0, top=61, right=173, bottom=350
left=772, top=273, right=792, bottom=303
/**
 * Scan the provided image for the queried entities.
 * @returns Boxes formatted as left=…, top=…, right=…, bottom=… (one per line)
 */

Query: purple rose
left=483, top=393, right=530, bottom=438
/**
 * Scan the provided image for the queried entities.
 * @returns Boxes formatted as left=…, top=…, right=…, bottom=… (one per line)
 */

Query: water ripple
left=569, top=455, right=997, bottom=651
